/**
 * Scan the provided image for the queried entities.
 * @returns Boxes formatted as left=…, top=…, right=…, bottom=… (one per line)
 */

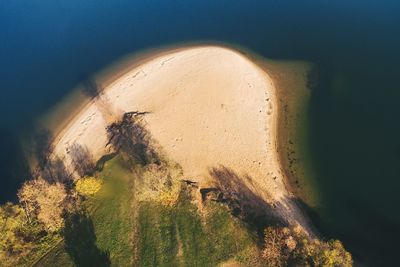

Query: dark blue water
left=1, top=1, right=400, bottom=265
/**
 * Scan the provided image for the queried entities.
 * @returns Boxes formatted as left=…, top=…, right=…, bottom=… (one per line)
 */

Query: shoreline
left=263, top=59, right=320, bottom=235
left=40, top=45, right=204, bottom=150
left=264, top=60, right=320, bottom=207
left=42, top=44, right=315, bottom=234
left=231, top=51, right=315, bottom=200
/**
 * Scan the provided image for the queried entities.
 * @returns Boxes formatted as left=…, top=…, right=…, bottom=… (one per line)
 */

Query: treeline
left=0, top=111, right=150, bottom=266
left=0, top=143, right=98, bottom=266
left=0, top=178, right=77, bottom=266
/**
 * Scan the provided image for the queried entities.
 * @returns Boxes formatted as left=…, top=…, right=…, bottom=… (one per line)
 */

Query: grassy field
left=35, top=157, right=135, bottom=266
left=35, top=156, right=260, bottom=267
left=137, top=187, right=257, bottom=267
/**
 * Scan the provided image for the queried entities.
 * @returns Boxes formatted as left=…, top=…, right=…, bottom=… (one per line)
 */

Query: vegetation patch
left=34, top=157, right=135, bottom=267
left=261, top=225, right=352, bottom=267
left=136, top=185, right=257, bottom=267
left=74, top=176, right=103, bottom=197
left=0, top=111, right=353, bottom=266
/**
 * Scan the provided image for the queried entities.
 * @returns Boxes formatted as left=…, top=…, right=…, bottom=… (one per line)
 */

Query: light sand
left=51, top=46, right=310, bottom=228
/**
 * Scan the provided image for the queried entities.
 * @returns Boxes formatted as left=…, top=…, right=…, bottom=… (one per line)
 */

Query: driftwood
left=200, top=187, right=222, bottom=201
left=180, top=179, right=199, bottom=188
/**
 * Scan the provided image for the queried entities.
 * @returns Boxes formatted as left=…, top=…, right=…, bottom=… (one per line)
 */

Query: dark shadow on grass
left=63, top=212, right=110, bottom=267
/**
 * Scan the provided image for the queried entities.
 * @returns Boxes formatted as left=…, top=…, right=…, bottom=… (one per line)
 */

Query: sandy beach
left=50, top=45, right=311, bottom=229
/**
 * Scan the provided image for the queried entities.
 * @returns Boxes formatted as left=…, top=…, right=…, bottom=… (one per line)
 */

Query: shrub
left=262, top=226, right=293, bottom=266
left=312, top=240, right=352, bottom=267
left=75, top=176, right=103, bottom=197
left=262, top=225, right=352, bottom=267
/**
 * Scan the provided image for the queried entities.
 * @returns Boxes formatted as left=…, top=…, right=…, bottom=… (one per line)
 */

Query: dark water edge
left=2, top=1, right=400, bottom=265
left=0, top=131, right=31, bottom=202
left=306, top=63, right=400, bottom=266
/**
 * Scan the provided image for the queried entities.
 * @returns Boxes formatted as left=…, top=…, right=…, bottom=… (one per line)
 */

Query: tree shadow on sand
left=31, top=127, right=54, bottom=172
left=207, top=166, right=316, bottom=240
left=80, top=76, right=102, bottom=100
left=41, top=156, right=72, bottom=183
left=69, top=143, right=96, bottom=178
left=63, top=212, right=110, bottom=267
left=29, top=127, right=73, bottom=184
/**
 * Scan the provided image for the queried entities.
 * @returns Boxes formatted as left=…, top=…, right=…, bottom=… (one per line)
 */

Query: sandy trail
left=52, top=46, right=309, bottom=228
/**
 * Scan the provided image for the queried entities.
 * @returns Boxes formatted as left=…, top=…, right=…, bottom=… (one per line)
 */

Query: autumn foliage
left=262, top=225, right=352, bottom=267
left=18, top=178, right=67, bottom=232
left=75, top=176, right=103, bottom=197
left=0, top=178, right=69, bottom=266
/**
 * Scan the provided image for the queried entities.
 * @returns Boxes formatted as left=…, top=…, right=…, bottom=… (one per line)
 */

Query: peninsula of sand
left=50, top=46, right=310, bottom=229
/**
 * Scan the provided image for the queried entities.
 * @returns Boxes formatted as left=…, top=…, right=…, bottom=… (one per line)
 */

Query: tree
left=106, top=111, right=156, bottom=167
left=313, top=240, right=352, bottom=267
left=18, top=178, right=67, bottom=232
left=0, top=202, right=46, bottom=266
left=0, top=203, right=28, bottom=258
left=262, top=225, right=353, bottom=267
left=262, top=226, right=294, bottom=267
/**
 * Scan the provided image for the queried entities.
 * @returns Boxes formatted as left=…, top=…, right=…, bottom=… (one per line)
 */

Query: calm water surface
left=1, top=1, right=400, bottom=265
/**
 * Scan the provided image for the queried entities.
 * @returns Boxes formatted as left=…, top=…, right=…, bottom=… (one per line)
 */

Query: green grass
left=35, top=157, right=259, bottom=267
left=16, top=234, right=63, bottom=267
left=33, top=241, right=74, bottom=267
left=35, top=157, right=135, bottom=267
left=85, top=158, right=134, bottom=266
left=137, top=187, right=256, bottom=267
left=138, top=203, right=179, bottom=266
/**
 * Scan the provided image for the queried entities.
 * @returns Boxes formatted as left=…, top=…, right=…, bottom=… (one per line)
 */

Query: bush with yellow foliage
left=75, top=176, right=103, bottom=197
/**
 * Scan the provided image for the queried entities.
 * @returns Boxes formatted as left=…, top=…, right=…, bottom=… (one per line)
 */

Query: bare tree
left=18, top=178, right=67, bottom=231
left=106, top=111, right=157, bottom=167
